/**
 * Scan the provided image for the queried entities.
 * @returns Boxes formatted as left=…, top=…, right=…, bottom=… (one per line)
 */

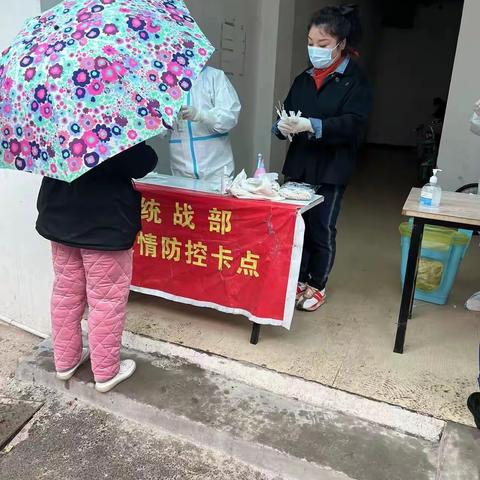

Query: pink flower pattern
left=0, top=0, right=213, bottom=181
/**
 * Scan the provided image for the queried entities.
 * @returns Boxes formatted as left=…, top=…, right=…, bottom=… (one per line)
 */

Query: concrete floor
left=126, top=147, right=480, bottom=426
left=0, top=322, right=39, bottom=396
left=1, top=399, right=281, bottom=480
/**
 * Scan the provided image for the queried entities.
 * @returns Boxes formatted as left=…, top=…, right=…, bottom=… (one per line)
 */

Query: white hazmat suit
left=169, top=67, right=241, bottom=181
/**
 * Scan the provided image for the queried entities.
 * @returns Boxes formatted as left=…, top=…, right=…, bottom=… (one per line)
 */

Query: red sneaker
left=297, top=286, right=326, bottom=312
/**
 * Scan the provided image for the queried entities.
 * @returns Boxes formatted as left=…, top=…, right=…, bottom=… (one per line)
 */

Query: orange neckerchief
left=312, top=55, right=345, bottom=90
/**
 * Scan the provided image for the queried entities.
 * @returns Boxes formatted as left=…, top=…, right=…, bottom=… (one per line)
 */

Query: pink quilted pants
left=51, top=242, right=133, bottom=382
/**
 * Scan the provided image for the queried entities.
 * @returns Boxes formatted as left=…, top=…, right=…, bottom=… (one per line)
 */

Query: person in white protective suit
left=169, top=66, right=241, bottom=181
left=466, top=100, right=480, bottom=312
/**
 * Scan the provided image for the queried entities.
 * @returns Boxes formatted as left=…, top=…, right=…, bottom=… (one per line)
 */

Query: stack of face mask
left=228, top=170, right=283, bottom=201
left=279, top=182, right=316, bottom=201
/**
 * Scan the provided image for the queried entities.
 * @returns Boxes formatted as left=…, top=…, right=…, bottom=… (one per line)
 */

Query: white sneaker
left=466, top=291, right=480, bottom=312
left=95, top=359, right=137, bottom=393
left=297, top=286, right=327, bottom=312
left=56, top=347, right=90, bottom=381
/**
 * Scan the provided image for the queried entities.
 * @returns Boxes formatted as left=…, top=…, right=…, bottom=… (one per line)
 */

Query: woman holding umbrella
left=274, top=5, right=372, bottom=312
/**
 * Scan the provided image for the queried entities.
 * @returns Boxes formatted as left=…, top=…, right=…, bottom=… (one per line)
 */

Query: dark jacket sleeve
left=102, top=142, right=159, bottom=179
left=271, top=120, right=284, bottom=139
left=319, top=76, right=372, bottom=146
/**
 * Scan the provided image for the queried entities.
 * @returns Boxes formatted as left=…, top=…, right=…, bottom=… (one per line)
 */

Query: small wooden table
left=394, top=188, right=480, bottom=354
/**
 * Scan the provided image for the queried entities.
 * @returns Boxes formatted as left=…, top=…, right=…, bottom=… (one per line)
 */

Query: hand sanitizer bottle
left=254, top=153, right=266, bottom=178
left=420, top=169, right=443, bottom=208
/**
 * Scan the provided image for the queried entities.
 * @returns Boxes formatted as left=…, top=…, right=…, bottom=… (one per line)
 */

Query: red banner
left=131, top=183, right=303, bottom=328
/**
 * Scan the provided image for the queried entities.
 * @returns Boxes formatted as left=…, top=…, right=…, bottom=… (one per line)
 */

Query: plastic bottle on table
left=420, top=169, right=443, bottom=208
left=254, top=153, right=266, bottom=178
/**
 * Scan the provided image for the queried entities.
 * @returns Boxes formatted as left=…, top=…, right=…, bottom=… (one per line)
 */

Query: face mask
left=308, top=43, right=340, bottom=69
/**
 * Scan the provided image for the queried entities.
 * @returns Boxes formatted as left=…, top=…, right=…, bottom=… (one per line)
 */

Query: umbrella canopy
left=0, top=0, right=214, bottom=182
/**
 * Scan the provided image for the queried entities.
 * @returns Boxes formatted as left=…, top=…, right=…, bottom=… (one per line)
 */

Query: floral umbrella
left=0, top=0, right=214, bottom=182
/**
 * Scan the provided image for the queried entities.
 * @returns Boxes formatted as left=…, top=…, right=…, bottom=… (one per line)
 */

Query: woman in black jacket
left=274, top=5, right=372, bottom=312
left=37, top=142, right=158, bottom=392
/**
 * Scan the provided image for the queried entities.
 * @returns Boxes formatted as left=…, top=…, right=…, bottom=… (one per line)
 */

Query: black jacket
left=36, top=142, right=158, bottom=251
left=279, top=59, right=372, bottom=186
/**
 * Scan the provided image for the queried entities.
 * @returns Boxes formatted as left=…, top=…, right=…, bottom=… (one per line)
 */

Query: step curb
left=16, top=340, right=355, bottom=480
left=120, top=329, right=445, bottom=442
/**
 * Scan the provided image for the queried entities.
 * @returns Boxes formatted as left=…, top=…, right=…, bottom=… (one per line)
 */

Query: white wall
left=0, top=1, right=52, bottom=335
left=368, top=2, right=463, bottom=146
left=438, top=0, right=480, bottom=191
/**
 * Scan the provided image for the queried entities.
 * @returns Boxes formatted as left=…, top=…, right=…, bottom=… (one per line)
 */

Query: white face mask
left=308, top=43, right=340, bottom=69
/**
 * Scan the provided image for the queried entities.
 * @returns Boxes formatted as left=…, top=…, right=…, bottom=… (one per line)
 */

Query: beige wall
left=438, top=0, right=480, bottom=191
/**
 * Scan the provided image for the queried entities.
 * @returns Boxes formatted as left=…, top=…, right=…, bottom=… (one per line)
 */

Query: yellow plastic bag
left=399, top=223, right=470, bottom=250
left=416, top=258, right=444, bottom=292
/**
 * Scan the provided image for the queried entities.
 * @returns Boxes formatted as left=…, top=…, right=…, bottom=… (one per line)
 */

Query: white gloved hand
left=181, top=106, right=216, bottom=129
left=181, top=106, right=200, bottom=121
left=285, top=116, right=314, bottom=135
left=278, top=119, right=297, bottom=137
